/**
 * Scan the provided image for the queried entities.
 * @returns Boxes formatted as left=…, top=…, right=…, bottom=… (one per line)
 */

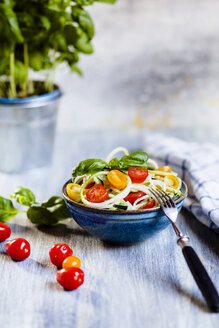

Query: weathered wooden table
left=0, top=131, right=218, bottom=328
left=1, top=0, right=219, bottom=326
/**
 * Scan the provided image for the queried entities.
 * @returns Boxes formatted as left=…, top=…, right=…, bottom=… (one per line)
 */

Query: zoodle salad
left=66, top=147, right=182, bottom=211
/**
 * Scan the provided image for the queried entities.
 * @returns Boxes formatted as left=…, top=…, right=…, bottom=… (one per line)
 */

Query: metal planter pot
left=0, top=88, right=61, bottom=173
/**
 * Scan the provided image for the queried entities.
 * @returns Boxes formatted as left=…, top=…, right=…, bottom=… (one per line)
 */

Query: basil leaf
left=119, top=151, right=149, bottom=169
left=75, top=0, right=94, bottom=5
left=74, top=26, right=94, bottom=54
left=0, top=1, right=23, bottom=43
left=72, top=151, right=149, bottom=177
left=0, top=196, right=20, bottom=222
left=72, top=6, right=95, bottom=40
left=27, top=196, right=70, bottom=226
left=72, top=159, right=107, bottom=178
left=107, top=157, right=120, bottom=169
left=96, top=0, right=117, bottom=3
left=11, top=186, right=36, bottom=206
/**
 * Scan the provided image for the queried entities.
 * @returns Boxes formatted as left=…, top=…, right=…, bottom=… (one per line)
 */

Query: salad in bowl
left=65, top=147, right=182, bottom=211
left=62, top=147, right=187, bottom=243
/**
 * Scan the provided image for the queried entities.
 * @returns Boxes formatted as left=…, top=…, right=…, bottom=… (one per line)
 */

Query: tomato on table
left=57, top=267, right=84, bottom=290
left=0, top=222, right=11, bottom=242
left=62, top=256, right=81, bottom=269
left=154, top=166, right=172, bottom=173
left=49, top=243, right=73, bottom=267
left=107, top=170, right=127, bottom=189
left=124, top=191, right=146, bottom=205
left=140, top=199, right=156, bottom=210
left=5, top=238, right=30, bottom=261
left=86, top=184, right=108, bottom=203
left=128, top=167, right=148, bottom=183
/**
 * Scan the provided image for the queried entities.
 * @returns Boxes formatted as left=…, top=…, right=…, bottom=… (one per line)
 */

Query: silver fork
left=150, top=188, right=219, bottom=313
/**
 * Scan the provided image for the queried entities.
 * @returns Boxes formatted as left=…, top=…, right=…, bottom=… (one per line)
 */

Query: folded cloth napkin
left=143, top=133, right=219, bottom=233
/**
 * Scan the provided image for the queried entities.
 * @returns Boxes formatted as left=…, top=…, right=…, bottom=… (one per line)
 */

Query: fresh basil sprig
left=72, top=159, right=107, bottom=177
left=0, top=196, right=20, bottom=222
left=27, top=196, right=70, bottom=226
left=0, top=187, right=71, bottom=226
left=72, top=151, right=149, bottom=178
left=111, top=151, right=149, bottom=170
left=11, top=186, right=36, bottom=206
left=0, top=0, right=117, bottom=98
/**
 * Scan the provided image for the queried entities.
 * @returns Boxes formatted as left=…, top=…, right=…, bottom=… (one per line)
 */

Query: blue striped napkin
left=144, top=133, right=219, bottom=233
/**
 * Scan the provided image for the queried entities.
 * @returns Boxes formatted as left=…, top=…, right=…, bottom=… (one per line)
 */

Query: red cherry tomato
left=140, top=199, right=156, bottom=210
left=0, top=222, right=11, bottom=242
left=86, top=184, right=109, bottom=203
left=128, top=167, right=148, bottom=183
left=57, top=267, right=84, bottom=290
left=124, top=191, right=146, bottom=205
left=85, top=182, right=95, bottom=189
left=5, top=238, right=30, bottom=261
left=49, top=244, right=73, bottom=267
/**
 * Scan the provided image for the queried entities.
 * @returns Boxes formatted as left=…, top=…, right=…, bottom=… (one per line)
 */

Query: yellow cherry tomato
left=155, top=166, right=172, bottom=173
left=62, top=256, right=81, bottom=269
left=107, top=170, right=127, bottom=190
left=164, top=175, right=179, bottom=190
left=66, top=183, right=81, bottom=202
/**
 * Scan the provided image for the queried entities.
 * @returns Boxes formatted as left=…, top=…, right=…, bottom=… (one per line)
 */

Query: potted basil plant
left=0, top=0, right=116, bottom=173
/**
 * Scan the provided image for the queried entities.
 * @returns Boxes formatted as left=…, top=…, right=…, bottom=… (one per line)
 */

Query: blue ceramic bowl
left=62, top=180, right=188, bottom=244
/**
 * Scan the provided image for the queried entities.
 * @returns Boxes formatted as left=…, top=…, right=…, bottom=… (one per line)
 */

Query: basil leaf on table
left=27, top=196, right=70, bottom=225
left=11, top=186, right=36, bottom=206
left=0, top=196, right=20, bottom=222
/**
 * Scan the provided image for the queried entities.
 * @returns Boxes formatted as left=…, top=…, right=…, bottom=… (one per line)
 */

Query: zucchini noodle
left=105, top=146, right=129, bottom=163
left=147, top=158, right=158, bottom=169
left=133, top=195, right=150, bottom=207
left=68, top=147, right=182, bottom=211
left=80, top=172, right=132, bottom=209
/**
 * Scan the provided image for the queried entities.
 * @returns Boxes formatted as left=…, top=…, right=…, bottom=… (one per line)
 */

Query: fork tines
left=149, top=188, right=176, bottom=208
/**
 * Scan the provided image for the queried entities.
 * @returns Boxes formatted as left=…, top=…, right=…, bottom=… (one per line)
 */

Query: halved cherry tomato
left=86, top=184, right=108, bottom=203
left=107, top=170, right=127, bottom=189
left=164, top=175, right=179, bottom=190
left=128, top=167, right=148, bottom=183
left=0, top=222, right=11, bottom=242
left=62, top=256, right=81, bottom=269
left=140, top=199, right=156, bottom=210
left=57, top=267, right=84, bottom=290
left=67, top=183, right=81, bottom=202
left=154, top=166, right=172, bottom=173
left=124, top=191, right=146, bottom=205
left=85, top=182, right=95, bottom=189
left=49, top=243, right=73, bottom=267
left=5, top=238, right=30, bottom=261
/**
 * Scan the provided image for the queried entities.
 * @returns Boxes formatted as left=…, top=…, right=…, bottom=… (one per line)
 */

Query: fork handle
left=181, top=245, right=219, bottom=312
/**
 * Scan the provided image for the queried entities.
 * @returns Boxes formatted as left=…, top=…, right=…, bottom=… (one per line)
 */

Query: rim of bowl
left=62, top=179, right=188, bottom=215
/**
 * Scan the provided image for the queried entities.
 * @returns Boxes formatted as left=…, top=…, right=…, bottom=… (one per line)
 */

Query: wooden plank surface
left=0, top=131, right=218, bottom=328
